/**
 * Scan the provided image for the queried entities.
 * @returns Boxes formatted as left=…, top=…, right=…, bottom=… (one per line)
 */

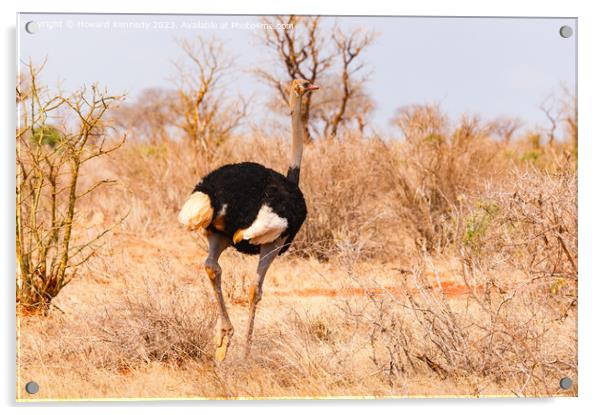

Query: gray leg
left=204, top=232, right=233, bottom=361
left=245, top=237, right=285, bottom=353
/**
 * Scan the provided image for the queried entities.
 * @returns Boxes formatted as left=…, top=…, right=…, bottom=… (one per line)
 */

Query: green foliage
left=138, top=143, right=168, bottom=157
left=424, top=133, right=445, bottom=145
left=550, top=277, right=567, bottom=296
left=527, top=133, right=541, bottom=149
left=31, top=125, right=63, bottom=148
left=519, top=150, right=542, bottom=163
left=462, top=200, right=500, bottom=250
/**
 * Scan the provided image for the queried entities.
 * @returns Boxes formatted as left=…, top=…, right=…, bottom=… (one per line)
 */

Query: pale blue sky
left=18, top=13, right=576, bottom=135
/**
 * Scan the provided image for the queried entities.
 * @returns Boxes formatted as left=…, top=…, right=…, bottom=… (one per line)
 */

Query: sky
left=17, top=13, right=576, bottom=136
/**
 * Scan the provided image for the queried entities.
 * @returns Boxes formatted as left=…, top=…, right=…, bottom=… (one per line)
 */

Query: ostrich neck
left=287, top=94, right=304, bottom=185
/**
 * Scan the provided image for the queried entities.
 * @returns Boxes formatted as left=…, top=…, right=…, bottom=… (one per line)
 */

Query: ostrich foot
left=214, top=326, right=233, bottom=362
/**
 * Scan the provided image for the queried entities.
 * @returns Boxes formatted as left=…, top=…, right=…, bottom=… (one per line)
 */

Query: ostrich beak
left=307, top=84, right=320, bottom=91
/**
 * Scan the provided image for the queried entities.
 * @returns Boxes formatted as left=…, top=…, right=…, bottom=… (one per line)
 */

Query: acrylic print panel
left=16, top=13, right=577, bottom=400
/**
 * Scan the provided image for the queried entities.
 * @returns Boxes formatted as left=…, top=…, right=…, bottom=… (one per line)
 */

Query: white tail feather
left=178, top=192, right=213, bottom=230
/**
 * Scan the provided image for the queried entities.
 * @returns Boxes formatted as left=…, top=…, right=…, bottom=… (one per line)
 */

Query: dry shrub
left=19, top=268, right=217, bottom=375
left=221, top=308, right=378, bottom=398
left=507, top=131, right=576, bottom=173
left=365, top=268, right=576, bottom=396
left=385, top=105, right=506, bottom=252
left=350, top=167, right=577, bottom=396
left=458, top=166, right=577, bottom=285
left=296, top=136, right=399, bottom=259
left=100, top=140, right=198, bottom=234
left=99, top=272, right=217, bottom=368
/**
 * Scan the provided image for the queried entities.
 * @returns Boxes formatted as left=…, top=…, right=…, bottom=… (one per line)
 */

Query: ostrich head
left=290, top=79, right=320, bottom=97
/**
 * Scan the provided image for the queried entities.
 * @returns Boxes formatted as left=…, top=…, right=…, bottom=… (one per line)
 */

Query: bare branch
left=256, top=16, right=375, bottom=140
left=172, top=37, right=245, bottom=163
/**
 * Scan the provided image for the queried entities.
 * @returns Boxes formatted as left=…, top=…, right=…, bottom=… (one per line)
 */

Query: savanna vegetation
left=16, top=16, right=577, bottom=400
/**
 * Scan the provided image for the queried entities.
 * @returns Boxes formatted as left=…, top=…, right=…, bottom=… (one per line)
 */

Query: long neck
left=287, top=93, right=304, bottom=185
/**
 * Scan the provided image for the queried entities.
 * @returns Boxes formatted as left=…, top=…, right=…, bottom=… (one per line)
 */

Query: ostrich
left=178, top=79, right=319, bottom=361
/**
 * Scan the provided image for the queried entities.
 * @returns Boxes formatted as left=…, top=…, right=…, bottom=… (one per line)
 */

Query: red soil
left=273, top=280, right=480, bottom=299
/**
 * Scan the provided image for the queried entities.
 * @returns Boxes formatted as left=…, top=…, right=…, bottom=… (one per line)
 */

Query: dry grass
left=17, top=235, right=576, bottom=399
left=17, top=105, right=577, bottom=400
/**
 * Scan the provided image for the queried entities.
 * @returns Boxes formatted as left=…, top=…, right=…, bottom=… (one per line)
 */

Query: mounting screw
left=559, top=25, right=573, bottom=39
left=25, top=381, right=39, bottom=394
left=559, top=377, right=573, bottom=390
left=25, top=21, right=38, bottom=34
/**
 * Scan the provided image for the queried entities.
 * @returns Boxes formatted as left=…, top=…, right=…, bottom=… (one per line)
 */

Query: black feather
left=286, top=166, right=300, bottom=185
left=193, top=162, right=307, bottom=255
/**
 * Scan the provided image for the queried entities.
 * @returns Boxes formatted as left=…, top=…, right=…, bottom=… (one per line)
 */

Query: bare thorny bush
left=459, top=166, right=577, bottom=286
left=296, top=136, right=399, bottom=259
left=16, top=62, right=125, bottom=314
left=339, top=166, right=577, bottom=396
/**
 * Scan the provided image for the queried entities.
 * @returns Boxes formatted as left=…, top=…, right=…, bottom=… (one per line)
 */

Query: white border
left=3, top=0, right=601, bottom=414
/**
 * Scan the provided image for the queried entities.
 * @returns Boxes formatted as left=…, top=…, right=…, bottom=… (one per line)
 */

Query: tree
left=559, top=86, right=577, bottom=157
left=174, top=37, right=247, bottom=158
left=539, top=95, right=561, bottom=146
left=490, top=117, right=523, bottom=144
left=256, top=16, right=375, bottom=141
left=539, top=87, right=577, bottom=155
left=16, top=61, right=125, bottom=314
left=112, top=88, right=179, bottom=143
left=325, top=26, right=375, bottom=139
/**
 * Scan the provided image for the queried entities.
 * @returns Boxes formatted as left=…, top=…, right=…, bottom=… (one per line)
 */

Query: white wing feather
left=241, top=205, right=288, bottom=245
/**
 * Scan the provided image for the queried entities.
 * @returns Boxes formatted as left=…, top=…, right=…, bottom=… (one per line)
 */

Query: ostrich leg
left=204, top=232, right=233, bottom=361
left=245, top=238, right=284, bottom=354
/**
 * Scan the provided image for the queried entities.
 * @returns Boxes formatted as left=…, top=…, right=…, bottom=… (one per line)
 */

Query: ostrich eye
left=303, top=81, right=309, bottom=87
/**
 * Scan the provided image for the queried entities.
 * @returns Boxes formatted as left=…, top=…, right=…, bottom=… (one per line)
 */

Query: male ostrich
left=178, top=79, right=319, bottom=361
